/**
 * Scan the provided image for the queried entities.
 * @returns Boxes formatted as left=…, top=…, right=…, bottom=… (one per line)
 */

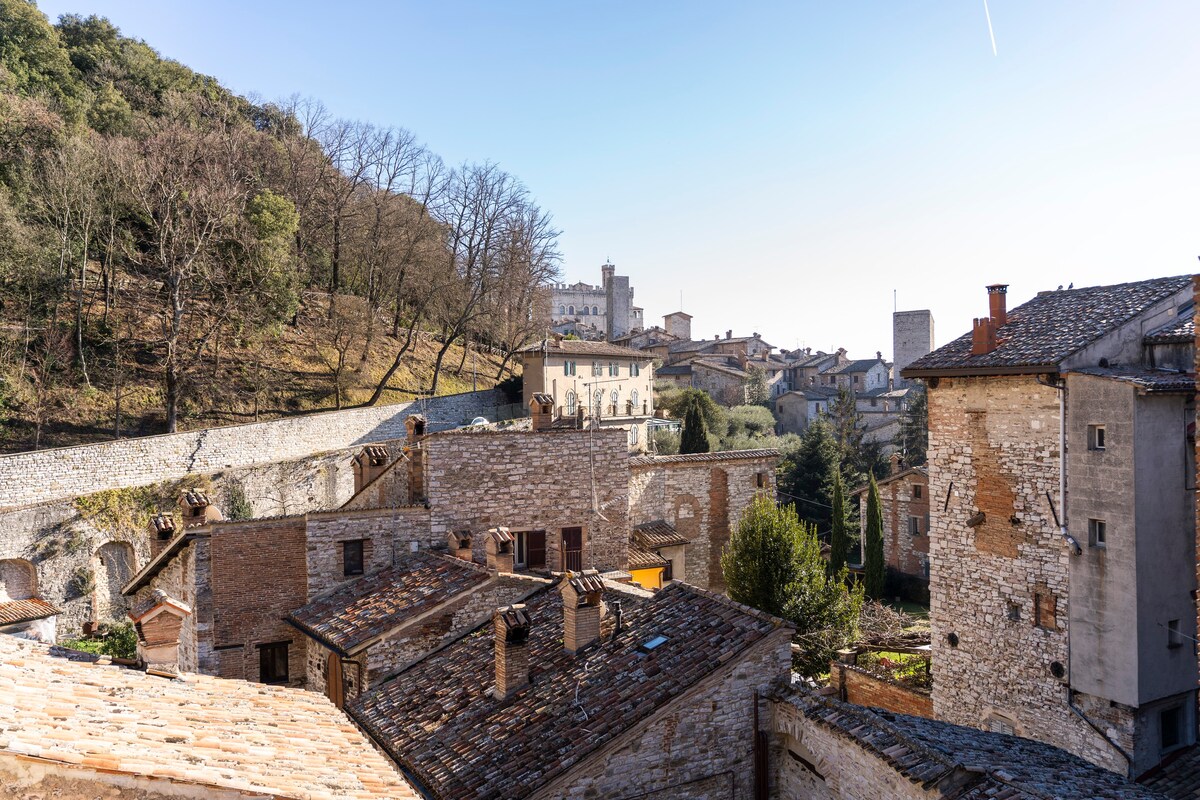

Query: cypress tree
left=680, top=401, right=710, bottom=454
left=864, top=474, right=886, bottom=599
left=829, top=470, right=847, bottom=574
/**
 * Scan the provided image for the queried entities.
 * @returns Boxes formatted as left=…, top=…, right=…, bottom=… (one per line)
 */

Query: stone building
left=902, top=276, right=1198, bottom=777
left=520, top=337, right=657, bottom=450
left=852, top=464, right=930, bottom=592
left=0, top=634, right=418, bottom=799
left=348, top=576, right=794, bottom=800
left=821, top=354, right=891, bottom=392
left=768, top=685, right=1167, bottom=800
left=549, top=262, right=644, bottom=340
left=775, top=386, right=840, bottom=435
left=893, top=309, right=935, bottom=389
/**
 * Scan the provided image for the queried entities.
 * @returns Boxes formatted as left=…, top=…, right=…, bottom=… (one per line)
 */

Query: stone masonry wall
left=856, top=472, right=930, bottom=578
left=0, top=389, right=503, bottom=510
left=425, top=429, right=631, bottom=572
left=541, top=628, right=792, bottom=800
left=629, top=454, right=776, bottom=591
left=304, top=508, right=434, bottom=597
left=927, top=374, right=1127, bottom=773
left=131, top=544, right=198, bottom=673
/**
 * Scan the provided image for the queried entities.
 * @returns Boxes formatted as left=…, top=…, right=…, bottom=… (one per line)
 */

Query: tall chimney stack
left=486, top=527, right=515, bottom=573
left=987, top=284, right=1008, bottom=328
left=561, top=570, right=604, bottom=654
left=494, top=604, right=530, bottom=699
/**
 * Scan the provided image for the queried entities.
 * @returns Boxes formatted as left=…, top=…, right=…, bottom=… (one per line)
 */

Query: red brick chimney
left=446, top=530, right=473, bottom=562
left=493, top=604, right=530, bottom=699
left=149, top=513, right=176, bottom=558
left=972, top=284, right=1009, bottom=355
left=180, top=489, right=222, bottom=527
left=561, top=570, right=604, bottom=654
left=987, top=284, right=1009, bottom=327
left=352, top=446, right=390, bottom=494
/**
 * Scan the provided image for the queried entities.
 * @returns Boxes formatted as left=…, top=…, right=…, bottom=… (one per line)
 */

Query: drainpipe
left=1038, top=373, right=1133, bottom=777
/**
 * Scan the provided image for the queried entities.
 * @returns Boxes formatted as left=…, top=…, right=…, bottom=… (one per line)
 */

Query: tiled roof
left=1071, top=367, right=1195, bottom=393
left=348, top=581, right=789, bottom=800
left=904, top=276, right=1194, bottom=375
left=850, top=466, right=928, bottom=496
left=1140, top=744, right=1200, bottom=799
left=0, top=635, right=418, bottom=799
left=0, top=597, right=59, bottom=627
left=827, top=358, right=885, bottom=374
left=783, top=688, right=1165, bottom=800
left=633, top=520, right=690, bottom=548
left=655, top=364, right=692, bottom=376
left=1144, top=310, right=1194, bottom=344
left=629, top=448, right=781, bottom=467
left=628, top=546, right=668, bottom=569
left=287, top=552, right=490, bottom=656
left=519, top=338, right=649, bottom=359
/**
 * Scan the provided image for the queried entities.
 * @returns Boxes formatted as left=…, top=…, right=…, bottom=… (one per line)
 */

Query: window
left=756, top=472, right=769, bottom=489
left=592, top=306, right=599, bottom=315
left=611, top=390, right=619, bottom=415
left=1088, top=424, right=1106, bottom=451
left=629, top=425, right=639, bottom=446
left=853, top=375, right=860, bottom=384
left=913, top=485, right=923, bottom=500
left=631, top=389, right=639, bottom=409
left=1088, top=518, right=1106, bottom=548
left=565, top=390, right=577, bottom=416
left=581, top=306, right=589, bottom=315
left=661, top=557, right=674, bottom=581
left=342, top=540, right=364, bottom=577
left=515, top=530, right=546, bottom=570
left=1161, top=705, right=1184, bottom=751
left=1168, top=619, right=1183, bottom=649
left=562, top=360, right=576, bottom=376
left=594, top=390, right=604, bottom=416
left=637, top=635, right=668, bottom=654
left=631, top=362, right=640, bottom=377
left=592, top=361, right=601, bottom=376
left=609, top=362, right=619, bottom=377
left=559, top=305, right=565, bottom=315
left=986, top=713, right=1017, bottom=736
left=259, top=642, right=289, bottom=684
left=568, top=305, right=575, bottom=315
left=1034, top=592, right=1056, bottom=630
left=909, top=516, right=921, bottom=536
left=1007, top=602, right=1021, bottom=622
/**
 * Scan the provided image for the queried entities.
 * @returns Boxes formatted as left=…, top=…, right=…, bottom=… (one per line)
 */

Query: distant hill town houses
left=549, top=261, right=644, bottom=340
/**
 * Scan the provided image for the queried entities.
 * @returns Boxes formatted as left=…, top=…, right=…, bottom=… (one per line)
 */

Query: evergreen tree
left=864, top=474, right=886, bottom=599
left=680, top=401, right=710, bottom=454
left=745, top=364, right=770, bottom=406
left=721, top=495, right=864, bottom=676
left=829, top=470, right=848, bottom=574
left=777, top=418, right=837, bottom=531
left=894, top=386, right=928, bottom=467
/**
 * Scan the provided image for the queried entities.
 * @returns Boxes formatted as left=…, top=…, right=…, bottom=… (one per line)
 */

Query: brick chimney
left=447, top=530, right=473, bottom=561
left=725, top=330, right=733, bottom=340
left=180, top=489, right=222, bottom=527
left=486, top=527, right=515, bottom=573
left=494, top=604, right=530, bottom=699
left=971, top=284, right=1009, bottom=355
left=129, top=590, right=192, bottom=674
left=561, top=570, right=604, bottom=654
left=352, top=446, right=390, bottom=494
left=149, top=513, right=176, bottom=558
left=530, top=393, right=555, bottom=432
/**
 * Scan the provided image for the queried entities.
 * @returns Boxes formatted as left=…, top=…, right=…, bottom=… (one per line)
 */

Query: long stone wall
left=0, top=389, right=503, bottom=510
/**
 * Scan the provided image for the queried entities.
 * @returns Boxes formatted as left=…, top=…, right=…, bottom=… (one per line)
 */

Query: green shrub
left=62, top=621, right=138, bottom=660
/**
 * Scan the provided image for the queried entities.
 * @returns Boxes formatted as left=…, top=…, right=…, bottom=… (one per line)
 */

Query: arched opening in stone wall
left=0, top=558, right=37, bottom=602
left=92, top=541, right=135, bottom=623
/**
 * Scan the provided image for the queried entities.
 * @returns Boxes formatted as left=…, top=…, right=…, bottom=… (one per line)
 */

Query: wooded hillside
left=0, top=1, right=555, bottom=452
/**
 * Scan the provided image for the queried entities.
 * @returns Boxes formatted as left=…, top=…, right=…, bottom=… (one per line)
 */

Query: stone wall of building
left=0, top=389, right=502, bottom=510
left=363, top=573, right=547, bottom=690
left=927, top=374, right=1128, bottom=773
left=424, top=430, right=631, bottom=572
left=831, top=662, right=933, bottom=719
left=304, top=508, right=434, bottom=597
left=206, top=518, right=309, bottom=687
left=131, top=544, right=198, bottom=673
left=629, top=453, right=776, bottom=591
left=856, top=471, right=929, bottom=579
left=541, top=628, right=792, bottom=800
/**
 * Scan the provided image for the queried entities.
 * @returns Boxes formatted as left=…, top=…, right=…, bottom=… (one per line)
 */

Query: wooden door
left=562, top=527, right=583, bottom=572
left=527, top=530, right=547, bottom=570
left=325, top=652, right=344, bottom=709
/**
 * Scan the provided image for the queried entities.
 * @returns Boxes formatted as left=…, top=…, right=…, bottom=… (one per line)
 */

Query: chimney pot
left=726, top=330, right=733, bottom=339
left=447, top=530, right=474, bottom=562
left=486, top=527, right=515, bottom=573
left=987, top=284, right=1009, bottom=327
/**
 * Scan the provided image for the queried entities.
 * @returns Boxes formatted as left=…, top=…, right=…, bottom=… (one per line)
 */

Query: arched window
left=581, top=306, right=589, bottom=315
left=611, top=390, right=619, bottom=414
left=631, top=389, right=639, bottom=410
left=629, top=425, right=639, bottom=446
left=565, top=390, right=577, bottom=416
left=559, top=305, right=566, bottom=315
left=594, top=390, right=604, bottom=415
left=568, top=305, right=575, bottom=315
left=593, top=306, right=599, bottom=315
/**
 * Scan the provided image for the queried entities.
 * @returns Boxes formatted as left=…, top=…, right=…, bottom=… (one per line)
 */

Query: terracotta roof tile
left=0, top=598, right=59, bottom=627
left=1071, top=367, right=1195, bottom=393
left=0, top=635, right=419, bottom=799
left=1144, top=310, right=1194, bottom=344
left=519, top=339, right=650, bottom=358
left=633, top=520, right=690, bottom=548
left=629, top=448, right=780, bottom=467
left=348, top=581, right=788, bottom=800
left=904, top=275, right=1193, bottom=375
left=627, top=547, right=668, bottom=570
left=287, top=551, right=490, bottom=656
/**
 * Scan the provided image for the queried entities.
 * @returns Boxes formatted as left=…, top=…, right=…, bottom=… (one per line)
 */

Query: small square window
left=1007, top=602, right=1021, bottom=622
left=1167, top=619, right=1183, bottom=649
left=913, top=485, right=923, bottom=500
left=343, top=540, right=365, bottom=576
left=1088, top=519, right=1106, bottom=549
left=258, top=641, right=289, bottom=685
left=1088, top=424, right=1106, bottom=451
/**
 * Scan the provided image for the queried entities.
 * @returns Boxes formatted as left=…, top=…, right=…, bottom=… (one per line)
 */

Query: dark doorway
left=562, top=527, right=583, bottom=572
left=517, top=530, right=547, bottom=570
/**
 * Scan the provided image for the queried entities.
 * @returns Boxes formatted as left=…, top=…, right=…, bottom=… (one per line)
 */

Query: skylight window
left=637, top=635, right=668, bottom=654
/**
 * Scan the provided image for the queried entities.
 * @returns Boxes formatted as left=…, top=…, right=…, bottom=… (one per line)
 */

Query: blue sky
left=35, top=1, right=1200, bottom=357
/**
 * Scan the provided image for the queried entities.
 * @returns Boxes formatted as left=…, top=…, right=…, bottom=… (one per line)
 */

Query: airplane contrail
left=983, top=0, right=998, bottom=56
